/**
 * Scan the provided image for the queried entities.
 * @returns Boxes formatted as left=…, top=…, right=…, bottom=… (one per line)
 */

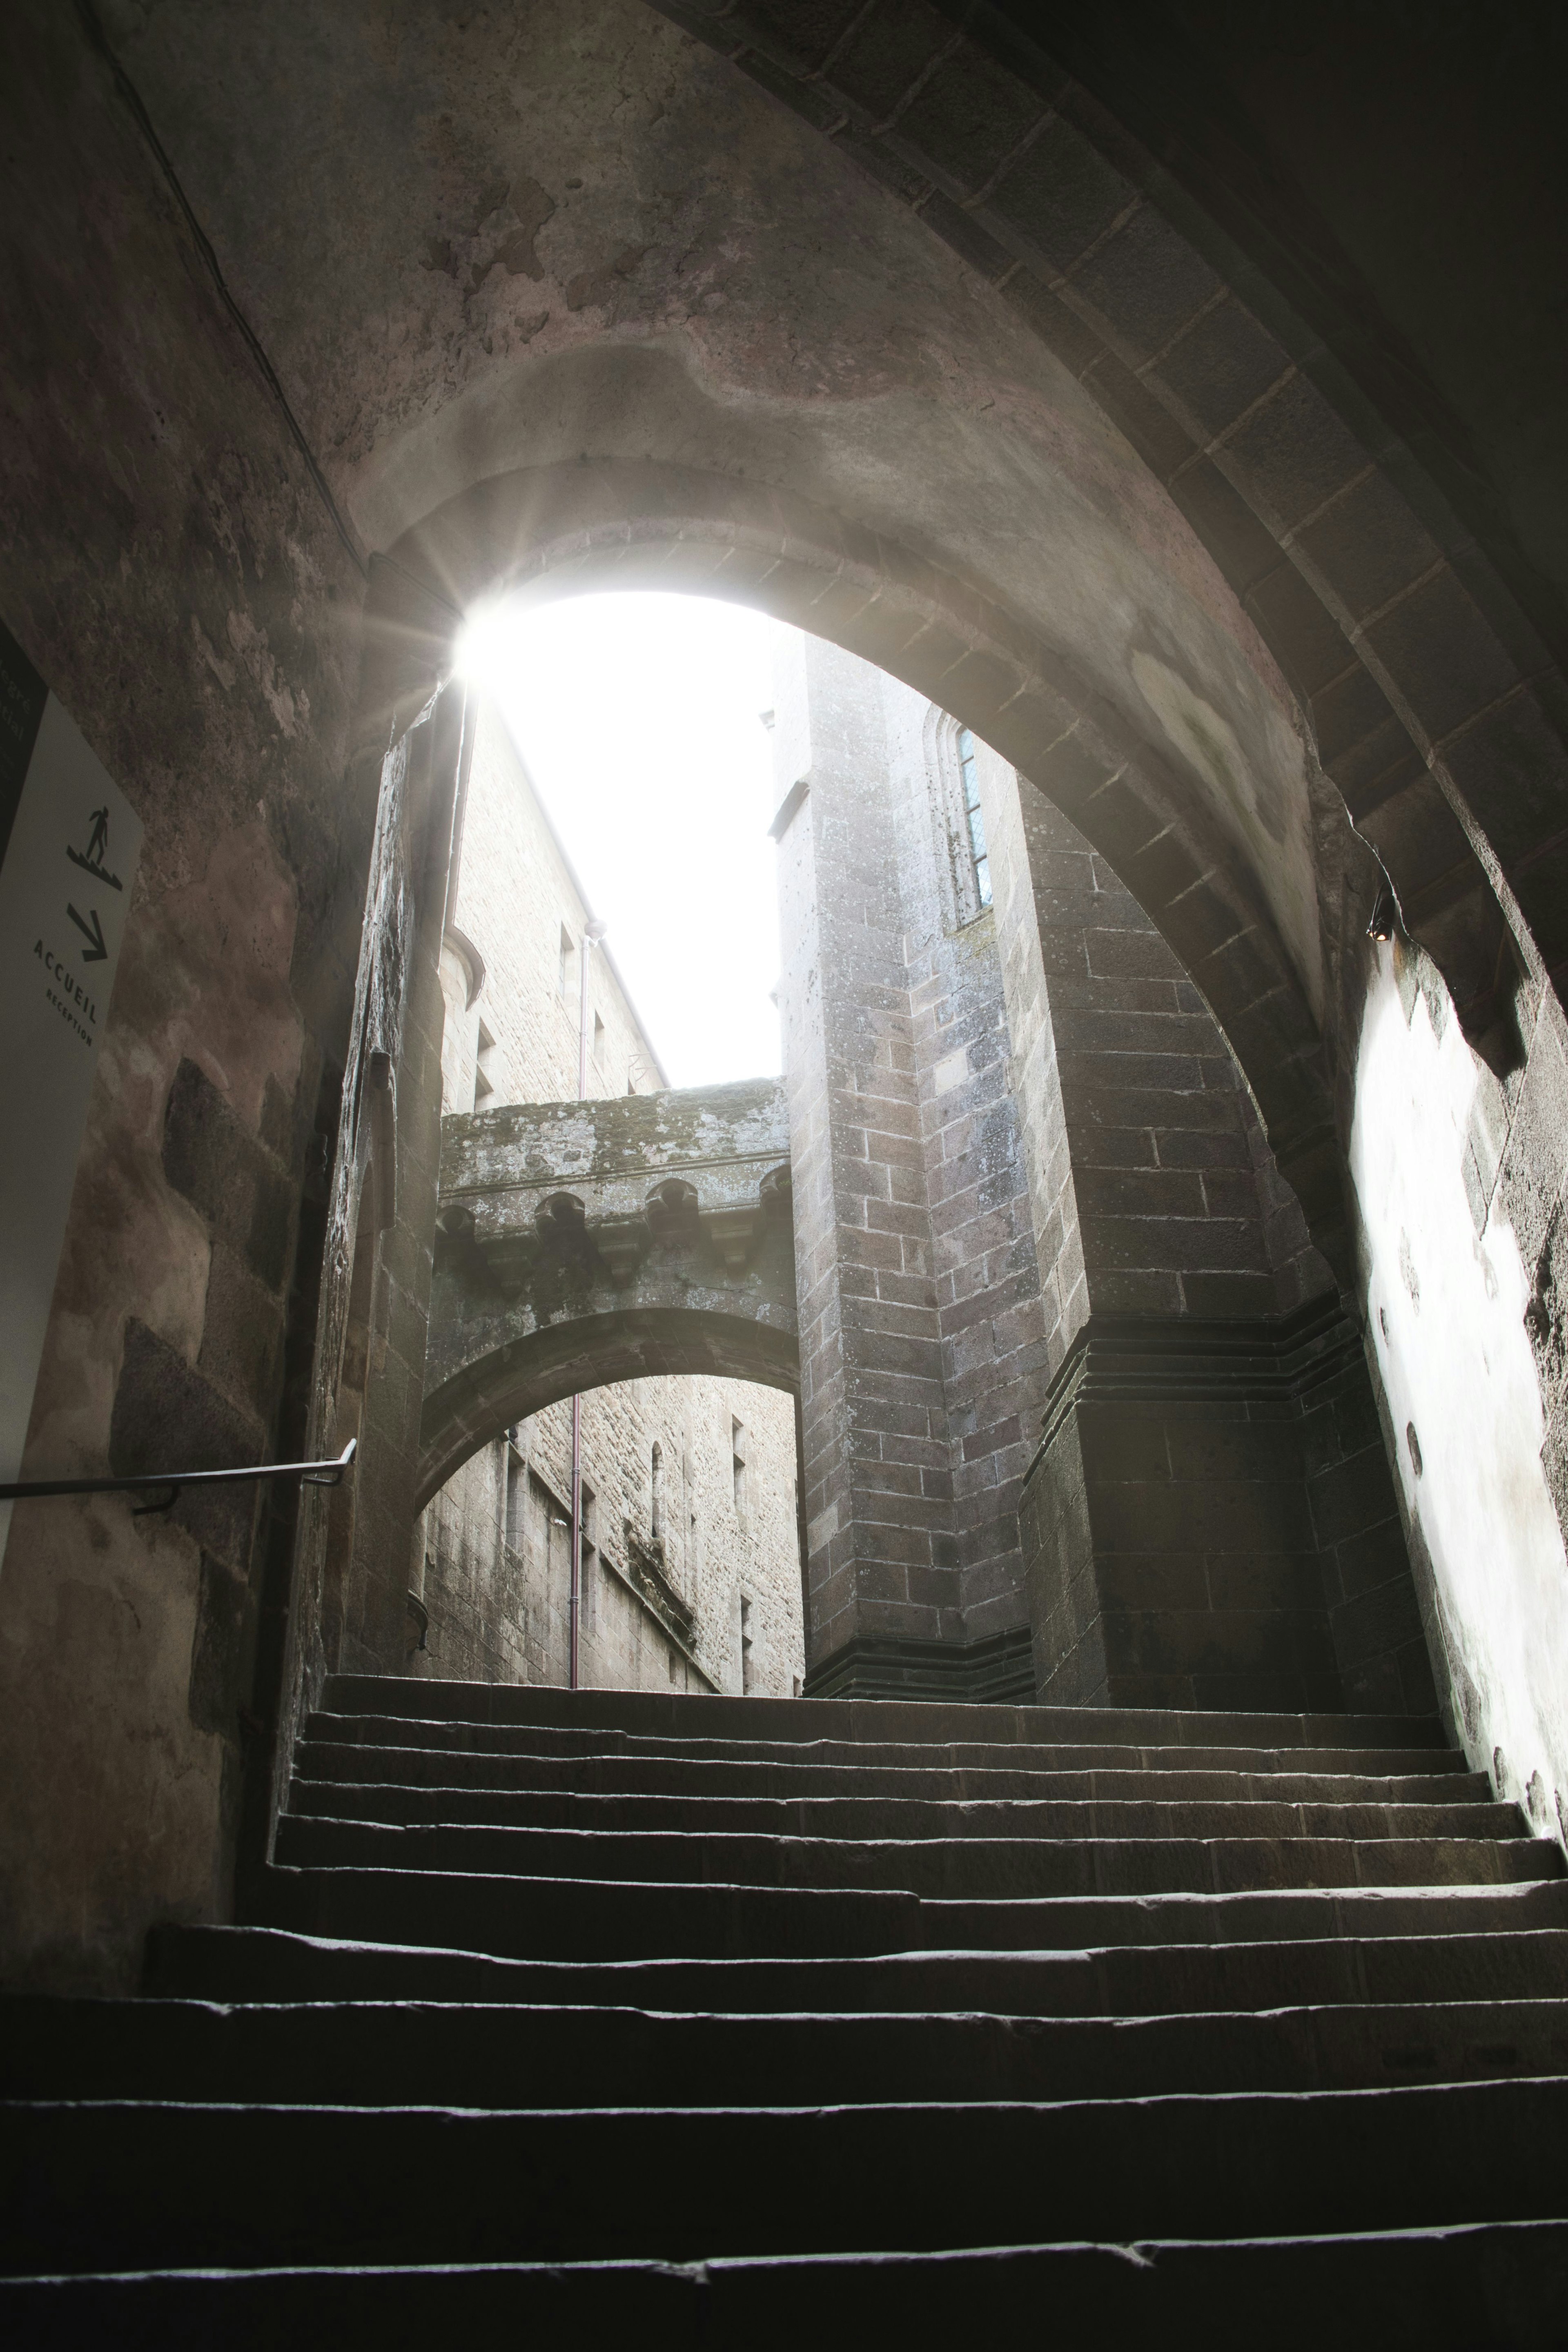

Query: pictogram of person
left=85, top=807, right=109, bottom=868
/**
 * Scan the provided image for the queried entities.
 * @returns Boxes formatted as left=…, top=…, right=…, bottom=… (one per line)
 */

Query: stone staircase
left=7, top=1675, right=1568, bottom=2342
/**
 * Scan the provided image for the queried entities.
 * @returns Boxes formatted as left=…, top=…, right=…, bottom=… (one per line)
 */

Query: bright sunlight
left=459, top=592, right=784, bottom=1088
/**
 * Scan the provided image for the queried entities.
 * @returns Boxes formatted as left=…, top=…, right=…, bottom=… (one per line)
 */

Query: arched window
left=956, top=728, right=992, bottom=911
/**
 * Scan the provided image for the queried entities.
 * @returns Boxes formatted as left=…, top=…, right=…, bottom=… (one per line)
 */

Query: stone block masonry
left=775, top=635, right=1424, bottom=1713
left=419, top=701, right=804, bottom=1696
left=980, top=755, right=1425, bottom=1713
left=1021, top=1303, right=1430, bottom=1714
left=775, top=635, right=1048, bottom=1700
left=423, top=1371, right=802, bottom=1699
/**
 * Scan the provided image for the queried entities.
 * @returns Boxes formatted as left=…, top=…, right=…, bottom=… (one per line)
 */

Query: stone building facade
left=776, top=636, right=1414, bottom=1717
left=417, top=699, right=803, bottom=1699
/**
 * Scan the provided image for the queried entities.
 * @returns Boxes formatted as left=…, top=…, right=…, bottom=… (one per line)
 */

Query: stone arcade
left=5, top=1, right=1568, bottom=2335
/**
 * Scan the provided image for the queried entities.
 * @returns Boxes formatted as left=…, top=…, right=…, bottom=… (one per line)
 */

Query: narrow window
left=957, top=729, right=992, bottom=910
left=740, top=1592, right=755, bottom=1696
left=474, top=1019, right=497, bottom=1102
left=592, top=1009, right=606, bottom=1069
left=559, top=924, right=575, bottom=999
left=731, top=1416, right=748, bottom=1527
left=650, top=1441, right=665, bottom=1540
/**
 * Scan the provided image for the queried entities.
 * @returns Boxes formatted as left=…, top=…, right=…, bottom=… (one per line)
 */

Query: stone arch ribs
left=391, top=457, right=1346, bottom=1275
left=652, top=0, right=1568, bottom=1073
left=418, top=1078, right=800, bottom=1508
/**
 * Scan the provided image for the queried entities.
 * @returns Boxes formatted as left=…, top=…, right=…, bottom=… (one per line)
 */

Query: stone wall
left=978, top=749, right=1423, bottom=1715
left=420, top=701, right=803, bottom=1695
left=0, top=9, right=366, bottom=1988
left=776, top=635, right=1050, bottom=1699
left=773, top=633, right=1422, bottom=1717
left=440, top=702, right=663, bottom=1112
left=423, top=1371, right=802, bottom=1699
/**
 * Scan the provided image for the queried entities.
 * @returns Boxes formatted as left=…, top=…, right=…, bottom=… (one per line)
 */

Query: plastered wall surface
left=1353, top=949, right=1568, bottom=1840
left=421, top=700, right=803, bottom=1694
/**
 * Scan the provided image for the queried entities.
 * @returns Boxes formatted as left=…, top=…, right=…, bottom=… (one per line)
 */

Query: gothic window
left=931, top=716, right=994, bottom=927
left=957, top=728, right=992, bottom=912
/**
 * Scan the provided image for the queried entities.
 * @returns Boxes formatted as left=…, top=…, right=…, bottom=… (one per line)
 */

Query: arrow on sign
left=67, top=904, right=107, bottom=962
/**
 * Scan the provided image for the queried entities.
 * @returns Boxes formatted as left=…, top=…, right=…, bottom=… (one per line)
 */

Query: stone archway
left=649, top=2, right=1568, bottom=1078
left=417, top=1078, right=798, bottom=1507
left=373, top=440, right=1347, bottom=1272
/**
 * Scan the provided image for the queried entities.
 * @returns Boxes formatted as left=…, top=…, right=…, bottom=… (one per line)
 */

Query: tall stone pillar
left=334, top=681, right=473, bottom=1674
left=280, top=586, right=474, bottom=1713
left=982, top=747, right=1433, bottom=1714
left=773, top=636, right=1049, bottom=1700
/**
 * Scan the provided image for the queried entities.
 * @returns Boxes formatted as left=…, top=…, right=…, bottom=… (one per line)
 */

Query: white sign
left=0, top=621, right=143, bottom=1561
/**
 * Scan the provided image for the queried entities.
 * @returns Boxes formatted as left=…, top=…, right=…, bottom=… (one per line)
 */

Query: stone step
left=306, top=1712, right=1468, bottom=1778
left=272, top=1813, right=1561, bottom=1900
left=294, top=1738, right=1492, bottom=1806
left=284, top=1776, right=1522, bottom=1845
left=319, top=1677, right=1451, bottom=1751
left=9, top=2076, right=1568, bottom=2274
left=10, top=1990, right=1568, bottom=2107
left=4, top=2221, right=1567, bottom=2350
left=143, top=1918, right=1568, bottom=2014
left=257, top=1863, right=1568, bottom=1963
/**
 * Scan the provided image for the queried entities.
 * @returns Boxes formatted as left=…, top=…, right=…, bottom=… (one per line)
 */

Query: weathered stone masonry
left=776, top=636, right=1053, bottom=1702
left=980, top=751, right=1423, bottom=1715
left=417, top=702, right=804, bottom=1700
left=779, top=635, right=1424, bottom=1718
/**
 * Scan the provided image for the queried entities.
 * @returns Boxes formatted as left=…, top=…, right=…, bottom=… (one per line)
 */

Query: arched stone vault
left=419, top=1077, right=798, bottom=1508
left=383, top=450, right=1350, bottom=1274
left=96, top=0, right=1568, bottom=1261
left=11, top=0, right=1568, bottom=1987
left=650, top=1, right=1568, bottom=1074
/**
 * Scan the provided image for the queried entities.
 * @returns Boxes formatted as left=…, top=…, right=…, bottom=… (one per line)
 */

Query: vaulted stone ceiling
left=102, top=2, right=1336, bottom=1154
left=92, top=0, right=1568, bottom=1265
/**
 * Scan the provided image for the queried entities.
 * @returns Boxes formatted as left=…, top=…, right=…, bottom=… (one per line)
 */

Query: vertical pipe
left=569, top=1390, right=583, bottom=1692
left=568, top=917, right=608, bottom=1691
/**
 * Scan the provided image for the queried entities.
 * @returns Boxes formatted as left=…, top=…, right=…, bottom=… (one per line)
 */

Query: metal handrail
left=0, top=1438, right=357, bottom=1516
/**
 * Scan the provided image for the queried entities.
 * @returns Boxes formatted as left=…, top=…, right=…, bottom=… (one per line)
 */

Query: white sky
left=459, top=591, right=784, bottom=1088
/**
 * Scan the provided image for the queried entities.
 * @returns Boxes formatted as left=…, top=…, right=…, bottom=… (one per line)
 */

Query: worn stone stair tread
left=10, top=1990, right=1568, bottom=2105
left=310, top=1703, right=1476, bottom=1768
left=252, top=1862, right=1568, bottom=1961
left=283, top=1777, right=1523, bottom=1842
left=320, top=1677, right=1449, bottom=1748
left=319, top=1688, right=1453, bottom=1751
left=294, top=1737, right=1488, bottom=1804
left=142, top=1918, right=1568, bottom=2012
left=31, top=1678, right=1561, bottom=2308
left=271, top=1812, right=1562, bottom=1898
left=4, top=2222, right=1568, bottom=2352
left=11, top=2076, right=1568, bottom=2274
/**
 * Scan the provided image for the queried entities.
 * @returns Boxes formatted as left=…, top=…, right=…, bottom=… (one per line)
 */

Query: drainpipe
left=569, top=916, right=609, bottom=1691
